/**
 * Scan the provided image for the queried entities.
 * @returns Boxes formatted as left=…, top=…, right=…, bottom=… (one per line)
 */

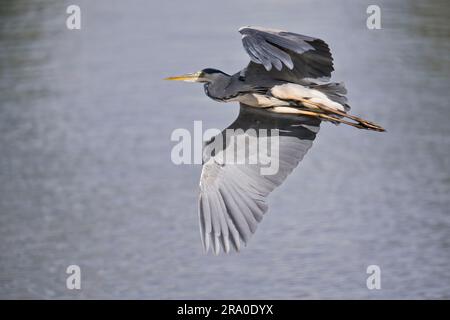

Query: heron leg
left=295, top=99, right=385, bottom=132
left=294, top=110, right=371, bottom=129
left=269, top=106, right=384, bottom=131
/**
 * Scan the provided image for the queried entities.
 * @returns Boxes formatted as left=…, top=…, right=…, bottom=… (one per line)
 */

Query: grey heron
left=166, top=26, right=385, bottom=255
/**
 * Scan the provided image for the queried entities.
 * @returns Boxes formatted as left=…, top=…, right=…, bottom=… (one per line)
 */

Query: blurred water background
left=0, top=0, right=449, bottom=299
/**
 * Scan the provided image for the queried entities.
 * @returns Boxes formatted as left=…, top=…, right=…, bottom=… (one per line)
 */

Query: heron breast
left=234, top=93, right=289, bottom=108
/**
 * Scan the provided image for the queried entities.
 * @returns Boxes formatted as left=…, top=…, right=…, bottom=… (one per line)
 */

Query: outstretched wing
left=198, top=104, right=320, bottom=254
left=239, top=26, right=334, bottom=83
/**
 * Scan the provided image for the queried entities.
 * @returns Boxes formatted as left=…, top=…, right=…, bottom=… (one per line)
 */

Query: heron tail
left=310, top=82, right=350, bottom=111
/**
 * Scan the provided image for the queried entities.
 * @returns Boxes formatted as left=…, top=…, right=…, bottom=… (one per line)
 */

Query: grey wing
left=198, top=104, right=320, bottom=254
left=239, top=26, right=334, bottom=83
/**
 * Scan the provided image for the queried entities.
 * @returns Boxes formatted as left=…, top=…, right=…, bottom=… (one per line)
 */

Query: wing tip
left=238, top=26, right=249, bottom=33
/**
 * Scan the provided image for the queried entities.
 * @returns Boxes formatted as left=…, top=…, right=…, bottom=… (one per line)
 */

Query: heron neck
left=203, top=75, right=232, bottom=101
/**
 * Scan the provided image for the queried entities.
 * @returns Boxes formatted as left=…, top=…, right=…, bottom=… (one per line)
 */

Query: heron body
left=166, top=26, right=385, bottom=254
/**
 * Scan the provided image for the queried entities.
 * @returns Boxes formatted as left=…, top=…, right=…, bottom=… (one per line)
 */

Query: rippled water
left=0, top=0, right=449, bottom=299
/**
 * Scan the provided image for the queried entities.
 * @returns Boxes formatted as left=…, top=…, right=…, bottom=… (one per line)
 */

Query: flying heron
left=166, top=26, right=385, bottom=254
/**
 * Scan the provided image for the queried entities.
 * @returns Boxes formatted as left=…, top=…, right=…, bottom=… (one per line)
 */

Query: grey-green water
left=0, top=0, right=449, bottom=298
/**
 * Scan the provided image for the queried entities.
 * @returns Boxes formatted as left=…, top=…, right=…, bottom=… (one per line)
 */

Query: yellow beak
left=164, top=71, right=203, bottom=82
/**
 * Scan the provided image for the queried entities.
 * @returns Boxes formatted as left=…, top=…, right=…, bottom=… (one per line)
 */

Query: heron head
left=164, top=68, right=228, bottom=83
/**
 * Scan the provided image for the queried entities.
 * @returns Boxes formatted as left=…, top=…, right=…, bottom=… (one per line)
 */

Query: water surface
left=0, top=0, right=449, bottom=299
